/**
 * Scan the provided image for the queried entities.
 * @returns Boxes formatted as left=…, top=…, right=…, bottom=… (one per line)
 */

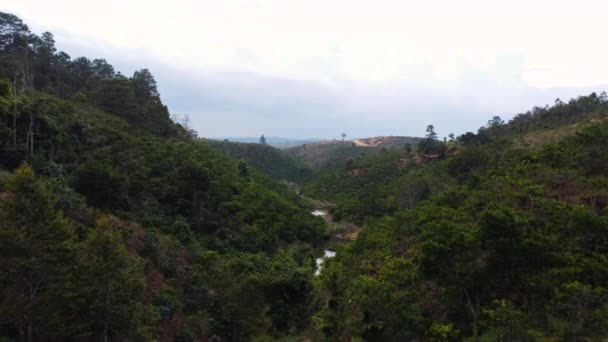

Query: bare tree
left=180, top=114, right=191, bottom=129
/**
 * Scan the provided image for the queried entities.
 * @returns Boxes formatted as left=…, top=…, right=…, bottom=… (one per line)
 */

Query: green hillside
left=204, top=139, right=312, bottom=182
left=0, top=13, right=326, bottom=341
left=285, top=142, right=385, bottom=171
left=285, top=136, right=421, bottom=170
left=312, top=93, right=608, bottom=340
left=2, top=10, right=608, bottom=342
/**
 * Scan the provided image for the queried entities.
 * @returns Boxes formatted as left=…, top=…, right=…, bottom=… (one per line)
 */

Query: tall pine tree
left=76, top=216, right=145, bottom=341
left=0, top=163, right=76, bottom=341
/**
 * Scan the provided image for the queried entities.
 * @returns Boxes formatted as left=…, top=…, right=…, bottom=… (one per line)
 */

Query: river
left=315, top=250, right=336, bottom=275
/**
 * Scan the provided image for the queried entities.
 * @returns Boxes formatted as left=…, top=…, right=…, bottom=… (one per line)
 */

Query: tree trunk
left=464, top=288, right=478, bottom=340
left=27, top=282, right=33, bottom=342
left=27, top=320, right=32, bottom=342
left=104, top=282, right=110, bottom=342
left=24, top=40, right=30, bottom=89
left=29, top=115, right=34, bottom=155
left=12, top=77, right=17, bottom=147
left=25, top=111, right=33, bottom=156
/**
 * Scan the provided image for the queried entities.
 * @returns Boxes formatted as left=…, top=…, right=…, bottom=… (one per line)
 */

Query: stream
left=315, top=249, right=336, bottom=275
left=311, top=209, right=336, bottom=275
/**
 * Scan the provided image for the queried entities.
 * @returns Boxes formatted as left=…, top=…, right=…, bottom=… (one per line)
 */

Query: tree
left=487, top=115, right=504, bottom=128
left=0, top=12, right=29, bottom=50
left=404, top=143, right=412, bottom=153
left=89, top=78, right=138, bottom=120
left=77, top=216, right=145, bottom=341
left=132, top=68, right=159, bottom=99
left=341, top=132, right=347, bottom=141
left=425, top=125, right=437, bottom=140
left=448, top=133, right=455, bottom=141
left=259, top=134, right=267, bottom=145
left=418, top=218, right=482, bottom=338
left=237, top=160, right=250, bottom=179
left=72, top=160, right=127, bottom=210
left=31, top=31, right=56, bottom=90
left=179, top=114, right=197, bottom=138
left=70, top=56, right=94, bottom=89
left=0, top=163, right=76, bottom=341
left=92, top=58, right=115, bottom=79
left=180, top=114, right=191, bottom=128
left=0, top=13, right=31, bottom=89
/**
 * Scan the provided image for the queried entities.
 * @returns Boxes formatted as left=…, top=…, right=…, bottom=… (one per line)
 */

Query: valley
left=1, top=10, right=608, bottom=342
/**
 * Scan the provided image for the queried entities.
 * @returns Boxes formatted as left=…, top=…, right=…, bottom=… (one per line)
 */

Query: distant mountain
left=213, top=136, right=325, bottom=148
left=285, top=135, right=422, bottom=169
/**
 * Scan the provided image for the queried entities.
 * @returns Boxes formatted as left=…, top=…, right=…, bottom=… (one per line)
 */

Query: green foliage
left=303, top=149, right=453, bottom=223
left=76, top=216, right=145, bottom=340
left=205, top=139, right=311, bottom=182
left=0, top=164, right=77, bottom=339
left=314, top=107, right=608, bottom=339
left=418, top=137, right=447, bottom=155
left=425, top=124, right=438, bottom=139
left=3, top=10, right=608, bottom=341
left=72, top=160, right=127, bottom=209
left=0, top=13, right=328, bottom=341
left=89, top=78, right=138, bottom=120
left=480, top=299, right=527, bottom=340
left=285, top=138, right=420, bottom=170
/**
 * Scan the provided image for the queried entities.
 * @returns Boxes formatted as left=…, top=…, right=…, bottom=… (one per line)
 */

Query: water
left=315, top=250, right=336, bottom=276
left=311, top=209, right=327, bottom=217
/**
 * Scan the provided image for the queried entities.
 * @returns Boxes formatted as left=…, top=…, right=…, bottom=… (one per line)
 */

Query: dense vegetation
left=286, top=142, right=383, bottom=170
left=311, top=94, right=608, bottom=340
left=302, top=148, right=447, bottom=224
left=203, top=139, right=312, bottom=182
left=0, top=13, right=327, bottom=341
left=2, top=10, right=608, bottom=341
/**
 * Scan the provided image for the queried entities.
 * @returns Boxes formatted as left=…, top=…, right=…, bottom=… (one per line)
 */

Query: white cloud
left=7, top=0, right=608, bottom=86
left=2, top=0, right=607, bottom=137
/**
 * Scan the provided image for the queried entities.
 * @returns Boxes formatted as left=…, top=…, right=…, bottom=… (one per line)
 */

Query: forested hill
left=3, top=9, right=608, bottom=342
left=0, top=12, right=327, bottom=341
left=303, top=95, right=608, bottom=224
left=311, top=93, right=608, bottom=340
left=285, top=135, right=422, bottom=170
left=203, top=139, right=312, bottom=182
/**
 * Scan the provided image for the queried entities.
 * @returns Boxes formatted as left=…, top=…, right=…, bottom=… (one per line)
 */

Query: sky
left=3, top=0, right=608, bottom=139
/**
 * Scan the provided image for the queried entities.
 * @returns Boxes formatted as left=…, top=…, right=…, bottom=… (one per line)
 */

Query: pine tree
left=77, top=216, right=145, bottom=341
left=237, top=160, right=250, bottom=179
left=0, top=163, right=76, bottom=341
left=425, top=125, right=437, bottom=140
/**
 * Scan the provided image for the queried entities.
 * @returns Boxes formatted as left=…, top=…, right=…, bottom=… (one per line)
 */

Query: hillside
left=0, top=13, right=326, bottom=341
left=203, top=139, right=312, bottom=181
left=285, top=135, right=421, bottom=169
left=3, top=9, right=608, bottom=342
left=312, top=93, right=608, bottom=340
left=352, top=135, right=422, bottom=147
left=303, top=96, right=608, bottom=224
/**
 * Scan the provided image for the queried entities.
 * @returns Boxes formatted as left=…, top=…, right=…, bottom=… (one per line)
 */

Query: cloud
left=3, top=1, right=607, bottom=138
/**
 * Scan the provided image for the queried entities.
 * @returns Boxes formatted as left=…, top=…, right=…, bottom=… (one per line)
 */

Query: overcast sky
left=3, top=0, right=608, bottom=138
